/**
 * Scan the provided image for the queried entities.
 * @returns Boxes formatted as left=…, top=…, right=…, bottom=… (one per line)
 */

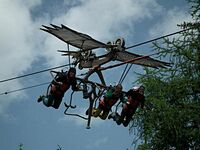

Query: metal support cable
left=0, top=82, right=50, bottom=95
left=119, top=64, right=133, bottom=84
left=0, top=28, right=192, bottom=95
left=0, top=28, right=191, bottom=84
left=0, top=52, right=160, bottom=96
left=118, top=64, right=129, bottom=84
left=0, top=63, right=72, bottom=83
left=125, top=28, right=193, bottom=50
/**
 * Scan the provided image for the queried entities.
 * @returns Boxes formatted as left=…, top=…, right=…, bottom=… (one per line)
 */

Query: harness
left=125, top=93, right=144, bottom=111
left=100, top=93, right=120, bottom=110
left=50, top=74, right=72, bottom=98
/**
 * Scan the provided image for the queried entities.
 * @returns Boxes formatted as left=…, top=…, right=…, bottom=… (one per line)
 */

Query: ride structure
left=40, top=24, right=170, bottom=128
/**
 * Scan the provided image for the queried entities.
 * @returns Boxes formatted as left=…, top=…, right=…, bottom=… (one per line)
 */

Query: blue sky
left=0, top=0, right=191, bottom=149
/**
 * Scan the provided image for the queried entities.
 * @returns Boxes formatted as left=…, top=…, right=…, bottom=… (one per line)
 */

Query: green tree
left=130, top=0, right=200, bottom=149
left=19, top=143, right=23, bottom=150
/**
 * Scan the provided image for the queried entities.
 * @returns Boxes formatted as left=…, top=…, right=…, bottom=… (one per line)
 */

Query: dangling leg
left=108, top=112, right=117, bottom=120
left=114, top=104, right=127, bottom=125
left=37, top=95, right=45, bottom=103
left=123, top=109, right=135, bottom=127
left=52, top=97, right=62, bottom=109
left=115, top=112, right=123, bottom=125
left=92, top=107, right=102, bottom=117
left=108, top=111, right=121, bottom=121
left=99, top=110, right=109, bottom=120
left=86, top=107, right=97, bottom=116
left=42, top=95, right=54, bottom=107
left=115, top=106, right=127, bottom=125
left=83, top=83, right=89, bottom=99
left=123, top=116, right=131, bottom=127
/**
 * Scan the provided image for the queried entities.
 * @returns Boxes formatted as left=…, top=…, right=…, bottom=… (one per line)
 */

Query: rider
left=37, top=67, right=80, bottom=109
left=92, top=84, right=125, bottom=120
left=109, top=85, right=145, bottom=127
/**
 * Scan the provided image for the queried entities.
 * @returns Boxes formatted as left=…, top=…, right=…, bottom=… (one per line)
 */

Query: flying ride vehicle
left=40, top=24, right=170, bottom=128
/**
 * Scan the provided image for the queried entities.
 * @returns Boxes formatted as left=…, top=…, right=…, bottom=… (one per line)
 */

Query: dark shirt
left=126, top=89, right=145, bottom=109
left=50, top=72, right=79, bottom=98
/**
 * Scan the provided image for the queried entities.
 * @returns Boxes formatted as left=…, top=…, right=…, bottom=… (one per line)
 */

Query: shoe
left=83, top=93, right=89, bottom=99
left=108, top=112, right=116, bottom=120
left=92, top=109, right=100, bottom=118
left=92, top=108, right=97, bottom=116
left=85, top=108, right=96, bottom=116
left=37, top=96, right=44, bottom=103
left=123, top=120, right=129, bottom=127
left=115, top=113, right=123, bottom=125
left=99, top=111, right=109, bottom=120
left=116, top=120, right=122, bottom=125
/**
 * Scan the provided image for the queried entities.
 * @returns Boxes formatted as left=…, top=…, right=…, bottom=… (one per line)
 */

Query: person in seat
left=92, top=84, right=124, bottom=120
left=37, top=68, right=80, bottom=109
left=109, top=85, right=145, bottom=127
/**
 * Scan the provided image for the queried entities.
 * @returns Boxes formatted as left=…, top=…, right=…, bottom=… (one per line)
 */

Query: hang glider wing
left=41, top=24, right=107, bottom=50
left=115, top=51, right=170, bottom=68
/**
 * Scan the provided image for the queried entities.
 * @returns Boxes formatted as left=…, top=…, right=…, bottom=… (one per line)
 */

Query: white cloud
left=0, top=0, right=42, bottom=115
left=54, top=0, right=161, bottom=39
left=0, top=0, right=162, bottom=107
left=41, top=0, right=162, bottom=68
left=20, top=0, right=42, bottom=9
left=63, top=0, right=84, bottom=7
left=0, top=0, right=190, bottom=118
left=149, top=8, right=192, bottom=39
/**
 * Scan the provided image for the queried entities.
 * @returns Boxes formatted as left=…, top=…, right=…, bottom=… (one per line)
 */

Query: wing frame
left=115, top=51, right=170, bottom=68
left=41, top=24, right=107, bottom=50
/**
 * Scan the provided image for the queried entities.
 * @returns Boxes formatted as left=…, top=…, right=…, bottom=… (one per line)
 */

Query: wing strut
left=67, top=43, right=71, bottom=67
left=118, top=64, right=133, bottom=84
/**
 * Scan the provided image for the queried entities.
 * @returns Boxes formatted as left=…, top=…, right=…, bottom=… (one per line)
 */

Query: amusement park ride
left=40, top=24, right=169, bottom=128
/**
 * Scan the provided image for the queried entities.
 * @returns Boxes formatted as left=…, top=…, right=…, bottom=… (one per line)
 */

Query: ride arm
left=50, top=70, right=65, bottom=84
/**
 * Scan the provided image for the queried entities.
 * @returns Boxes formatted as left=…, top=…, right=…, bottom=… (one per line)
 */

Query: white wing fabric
left=115, top=51, right=170, bottom=68
left=41, top=24, right=107, bottom=50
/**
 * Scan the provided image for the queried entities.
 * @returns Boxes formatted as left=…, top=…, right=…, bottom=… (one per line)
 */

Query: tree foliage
left=130, top=0, right=200, bottom=149
left=19, top=143, right=23, bottom=150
